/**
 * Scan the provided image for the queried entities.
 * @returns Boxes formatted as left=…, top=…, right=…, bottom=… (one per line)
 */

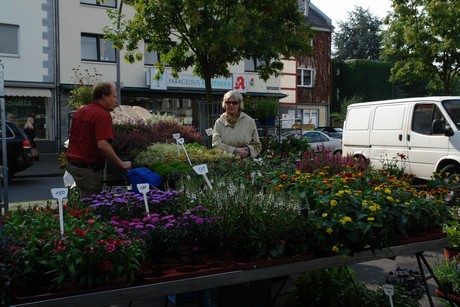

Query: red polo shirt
left=67, top=101, right=114, bottom=164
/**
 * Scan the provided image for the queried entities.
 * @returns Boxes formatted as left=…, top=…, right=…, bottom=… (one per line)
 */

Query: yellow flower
left=369, top=204, right=381, bottom=212
left=385, top=189, right=391, bottom=194
left=295, top=169, right=301, bottom=175
left=374, top=186, right=381, bottom=191
left=332, top=245, right=339, bottom=253
left=326, top=227, right=333, bottom=235
left=322, top=213, right=328, bottom=217
left=340, top=216, right=352, bottom=224
left=361, top=200, right=368, bottom=206
left=367, top=217, right=375, bottom=221
left=278, top=184, right=283, bottom=189
left=386, top=196, right=395, bottom=202
left=330, top=200, right=338, bottom=207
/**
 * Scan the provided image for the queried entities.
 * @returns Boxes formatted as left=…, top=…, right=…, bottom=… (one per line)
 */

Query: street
left=3, top=175, right=64, bottom=203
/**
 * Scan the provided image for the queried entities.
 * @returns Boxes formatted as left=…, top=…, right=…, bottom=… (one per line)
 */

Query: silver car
left=301, top=130, right=342, bottom=155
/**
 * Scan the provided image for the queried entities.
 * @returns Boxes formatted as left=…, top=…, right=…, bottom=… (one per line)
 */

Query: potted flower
left=1, top=205, right=145, bottom=297
left=434, top=259, right=460, bottom=304
left=247, top=98, right=279, bottom=126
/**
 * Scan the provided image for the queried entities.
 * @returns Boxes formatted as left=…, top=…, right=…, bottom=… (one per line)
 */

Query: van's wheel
left=334, top=150, right=342, bottom=156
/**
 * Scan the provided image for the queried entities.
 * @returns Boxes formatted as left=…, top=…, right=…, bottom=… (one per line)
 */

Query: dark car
left=0, top=121, right=35, bottom=180
left=314, top=127, right=343, bottom=139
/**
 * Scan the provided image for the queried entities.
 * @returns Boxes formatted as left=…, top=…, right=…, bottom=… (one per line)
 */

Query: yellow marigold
left=330, top=199, right=338, bottom=207
left=332, top=245, right=339, bottom=253
left=362, top=200, right=368, bottom=206
left=319, top=172, right=325, bottom=176
left=336, top=190, right=344, bottom=196
left=326, top=227, right=333, bottom=234
left=322, top=213, right=328, bottom=217
left=374, top=186, right=381, bottom=191
left=340, top=216, right=352, bottom=224
left=295, top=169, right=301, bottom=175
left=278, top=184, right=283, bottom=189
left=386, top=196, right=395, bottom=202
left=367, top=217, right=375, bottom=221
left=281, top=174, right=287, bottom=180
left=385, top=189, right=391, bottom=194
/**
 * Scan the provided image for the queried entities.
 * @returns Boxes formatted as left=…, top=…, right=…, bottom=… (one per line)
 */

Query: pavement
left=15, top=152, right=63, bottom=179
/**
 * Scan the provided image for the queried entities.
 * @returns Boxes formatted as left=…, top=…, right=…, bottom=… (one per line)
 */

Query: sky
left=312, top=0, right=392, bottom=28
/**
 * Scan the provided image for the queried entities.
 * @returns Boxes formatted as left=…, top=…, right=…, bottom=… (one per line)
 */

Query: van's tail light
left=22, top=140, right=31, bottom=149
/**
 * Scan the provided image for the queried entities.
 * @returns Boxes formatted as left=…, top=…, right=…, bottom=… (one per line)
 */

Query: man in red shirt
left=67, top=81, right=132, bottom=199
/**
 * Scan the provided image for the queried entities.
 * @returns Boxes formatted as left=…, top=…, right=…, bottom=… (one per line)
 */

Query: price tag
left=383, top=284, right=394, bottom=307
left=177, top=137, right=185, bottom=145
left=205, top=128, right=213, bottom=136
left=193, top=164, right=209, bottom=175
left=136, top=183, right=150, bottom=214
left=172, top=133, right=180, bottom=139
left=51, top=188, right=68, bottom=201
left=51, top=188, right=68, bottom=236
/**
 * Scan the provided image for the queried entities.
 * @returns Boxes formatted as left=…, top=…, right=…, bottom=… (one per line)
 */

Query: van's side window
left=412, top=104, right=444, bottom=135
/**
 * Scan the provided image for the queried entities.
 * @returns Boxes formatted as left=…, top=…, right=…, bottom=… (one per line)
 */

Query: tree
left=104, top=0, right=314, bottom=127
left=333, top=6, right=383, bottom=60
left=382, top=0, right=460, bottom=95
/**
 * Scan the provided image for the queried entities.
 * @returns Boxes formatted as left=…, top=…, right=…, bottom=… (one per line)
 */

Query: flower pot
left=435, top=288, right=460, bottom=303
left=444, top=247, right=460, bottom=260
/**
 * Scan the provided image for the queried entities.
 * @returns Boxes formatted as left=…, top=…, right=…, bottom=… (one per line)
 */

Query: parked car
left=314, top=126, right=343, bottom=139
left=274, top=130, right=342, bottom=155
left=0, top=121, right=35, bottom=180
left=302, top=130, right=342, bottom=155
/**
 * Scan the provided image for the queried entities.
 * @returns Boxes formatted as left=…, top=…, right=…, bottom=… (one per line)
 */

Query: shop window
left=0, top=24, right=19, bottom=56
left=6, top=97, right=49, bottom=139
left=81, top=33, right=116, bottom=62
left=80, top=0, right=116, bottom=8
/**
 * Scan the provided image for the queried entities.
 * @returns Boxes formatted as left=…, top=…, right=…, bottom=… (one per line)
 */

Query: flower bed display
left=0, top=151, right=457, bottom=304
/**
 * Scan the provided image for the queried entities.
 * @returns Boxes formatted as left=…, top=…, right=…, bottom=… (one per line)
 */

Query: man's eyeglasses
left=225, top=100, right=239, bottom=105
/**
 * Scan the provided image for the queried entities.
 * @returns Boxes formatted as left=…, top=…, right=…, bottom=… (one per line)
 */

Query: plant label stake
left=383, top=284, right=394, bottom=307
left=193, top=164, right=212, bottom=190
left=137, top=183, right=150, bottom=214
left=173, top=133, right=180, bottom=156
left=205, top=128, right=213, bottom=136
left=51, top=188, right=68, bottom=236
left=177, top=137, right=192, bottom=165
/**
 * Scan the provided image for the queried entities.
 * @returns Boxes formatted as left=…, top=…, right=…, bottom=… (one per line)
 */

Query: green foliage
left=245, top=97, right=279, bottom=120
left=382, top=0, right=460, bottom=95
left=282, top=266, right=420, bottom=307
left=68, top=66, right=103, bottom=109
left=333, top=6, right=383, bottom=61
left=434, top=259, right=460, bottom=295
left=330, top=94, right=364, bottom=122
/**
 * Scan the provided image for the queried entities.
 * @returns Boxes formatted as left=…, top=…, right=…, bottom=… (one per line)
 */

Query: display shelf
left=10, top=238, right=448, bottom=307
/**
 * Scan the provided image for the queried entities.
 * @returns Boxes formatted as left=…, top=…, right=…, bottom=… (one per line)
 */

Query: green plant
left=2, top=205, right=145, bottom=294
left=246, top=97, right=279, bottom=120
left=282, top=266, right=421, bottom=307
left=68, top=66, right=102, bottom=109
left=434, top=259, right=460, bottom=295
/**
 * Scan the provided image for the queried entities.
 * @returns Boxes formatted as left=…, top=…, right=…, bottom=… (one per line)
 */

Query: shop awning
left=5, top=88, right=52, bottom=98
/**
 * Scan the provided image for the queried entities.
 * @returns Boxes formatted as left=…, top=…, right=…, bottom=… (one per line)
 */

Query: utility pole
left=0, top=62, right=9, bottom=214
left=116, top=0, right=123, bottom=106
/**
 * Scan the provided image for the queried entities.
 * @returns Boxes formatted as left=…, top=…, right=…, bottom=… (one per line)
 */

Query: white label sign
left=177, top=137, right=185, bottom=145
left=173, top=133, right=180, bottom=139
left=205, top=128, right=213, bottom=136
left=193, top=164, right=209, bottom=175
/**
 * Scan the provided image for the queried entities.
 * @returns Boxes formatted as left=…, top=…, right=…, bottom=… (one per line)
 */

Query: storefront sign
left=149, top=68, right=234, bottom=90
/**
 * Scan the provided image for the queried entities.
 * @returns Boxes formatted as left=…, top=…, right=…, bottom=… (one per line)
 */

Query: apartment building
left=0, top=0, right=56, bottom=153
left=0, top=0, right=332, bottom=153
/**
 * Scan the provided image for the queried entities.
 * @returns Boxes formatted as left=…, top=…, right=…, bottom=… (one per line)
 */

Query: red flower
left=99, top=260, right=113, bottom=271
left=105, top=244, right=116, bottom=253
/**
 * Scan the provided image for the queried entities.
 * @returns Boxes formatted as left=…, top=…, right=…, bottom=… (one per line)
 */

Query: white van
left=342, top=96, right=460, bottom=180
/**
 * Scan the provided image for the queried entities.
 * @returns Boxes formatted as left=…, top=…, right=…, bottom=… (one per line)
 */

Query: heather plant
left=112, top=119, right=203, bottom=161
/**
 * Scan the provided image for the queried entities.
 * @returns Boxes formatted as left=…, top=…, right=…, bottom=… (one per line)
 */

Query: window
left=245, top=58, right=262, bottom=72
left=80, top=0, right=116, bottom=8
left=0, top=24, right=19, bottom=55
left=81, top=34, right=116, bottom=62
left=144, top=44, right=159, bottom=66
left=412, top=104, right=444, bottom=135
left=297, top=68, right=314, bottom=87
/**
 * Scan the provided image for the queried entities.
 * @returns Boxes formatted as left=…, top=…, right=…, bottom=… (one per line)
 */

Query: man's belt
left=68, top=160, right=105, bottom=170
